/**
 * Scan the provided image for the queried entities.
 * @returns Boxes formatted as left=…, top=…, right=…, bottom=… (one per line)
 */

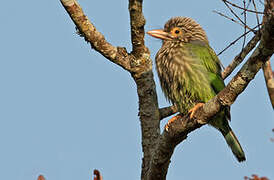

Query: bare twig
left=245, top=0, right=252, bottom=10
left=159, top=105, right=178, bottom=120
left=213, top=10, right=255, bottom=32
left=242, top=0, right=247, bottom=50
left=223, top=0, right=249, bottom=28
left=222, top=30, right=261, bottom=79
left=221, top=0, right=272, bottom=79
left=217, top=23, right=261, bottom=56
left=262, top=58, right=274, bottom=108
left=223, top=0, right=265, bottom=14
left=252, top=0, right=261, bottom=28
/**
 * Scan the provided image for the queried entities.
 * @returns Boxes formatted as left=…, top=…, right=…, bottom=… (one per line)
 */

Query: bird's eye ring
left=171, top=27, right=182, bottom=37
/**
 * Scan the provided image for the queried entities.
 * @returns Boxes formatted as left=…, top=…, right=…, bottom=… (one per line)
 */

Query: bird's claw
left=165, top=114, right=182, bottom=131
left=188, top=103, right=204, bottom=118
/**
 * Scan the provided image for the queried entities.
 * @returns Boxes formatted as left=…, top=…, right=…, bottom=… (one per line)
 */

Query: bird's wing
left=187, top=41, right=231, bottom=121
left=187, top=41, right=225, bottom=93
left=208, top=72, right=225, bottom=93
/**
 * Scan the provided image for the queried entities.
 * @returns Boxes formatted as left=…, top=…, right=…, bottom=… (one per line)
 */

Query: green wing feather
left=186, top=41, right=246, bottom=162
left=187, top=41, right=224, bottom=94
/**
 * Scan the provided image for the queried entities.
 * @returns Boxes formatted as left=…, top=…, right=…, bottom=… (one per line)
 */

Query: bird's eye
left=171, top=27, right=182, bottom=37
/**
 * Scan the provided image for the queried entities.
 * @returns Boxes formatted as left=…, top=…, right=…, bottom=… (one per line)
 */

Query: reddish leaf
left=37, top=175, right=45, bottom=180
left=244, top=174, right=269, bottom=180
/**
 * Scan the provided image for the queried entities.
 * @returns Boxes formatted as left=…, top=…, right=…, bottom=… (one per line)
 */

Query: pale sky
left=0, top=0, right=273, bottom=180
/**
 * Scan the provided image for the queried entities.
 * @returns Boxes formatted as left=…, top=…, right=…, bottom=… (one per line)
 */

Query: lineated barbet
left=147, top=17, right=246, bottom=162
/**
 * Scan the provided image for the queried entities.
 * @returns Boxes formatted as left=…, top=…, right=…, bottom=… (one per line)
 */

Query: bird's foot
left=165, top=114, right=183, bottom=131
left=188, top=103, right=204, bottom=119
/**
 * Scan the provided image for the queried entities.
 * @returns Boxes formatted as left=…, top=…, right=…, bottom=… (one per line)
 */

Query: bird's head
left=147, top=17, right=208, bottom=45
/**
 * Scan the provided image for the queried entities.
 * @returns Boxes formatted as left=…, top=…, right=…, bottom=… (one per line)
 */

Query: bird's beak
left=147, top=29, right=173, bottom=41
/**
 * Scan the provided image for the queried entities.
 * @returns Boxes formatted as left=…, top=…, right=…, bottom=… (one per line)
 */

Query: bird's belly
left=168, top=81, right=200, bottom=114
left=160, top=72, right=214, bottom=114
left=156, top=47, right=215, bottom=114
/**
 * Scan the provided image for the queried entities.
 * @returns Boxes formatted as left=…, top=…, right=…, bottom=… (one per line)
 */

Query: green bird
left=147, top=17, right=246, bottom=162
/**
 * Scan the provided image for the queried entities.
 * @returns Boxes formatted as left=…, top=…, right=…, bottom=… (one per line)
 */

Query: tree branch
left=217, top=24, right=260, bottom=56
left=222, top=0, right=265, bottom=14
left=263, top=57, right=274, bottom=109
left=222, top=31, right=261, bottom=79
left=147, top=11, right=274, bottom=180
left=129, top=0, right=147, bottom=56
left=212, top=10, right=255, bottom=32
left=159, top=106, right=178, bottom=120
left=222, top=0, right=252, bottom=31
left=60, top=0, right=133, bottom=71
left=127, top=1, right=161, bottom=179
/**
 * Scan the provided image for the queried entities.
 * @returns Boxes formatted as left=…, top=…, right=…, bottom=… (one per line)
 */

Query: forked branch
left=61, top=1, right=160, bottom=180
left=222, top=0, right=265, bottom=14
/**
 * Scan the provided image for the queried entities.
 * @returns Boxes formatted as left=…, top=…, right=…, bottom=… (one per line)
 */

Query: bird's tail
left=221, top=129, right=246, bottom=162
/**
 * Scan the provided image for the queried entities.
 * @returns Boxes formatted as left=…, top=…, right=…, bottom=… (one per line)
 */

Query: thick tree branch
left=147, top=12, right=274, bottom=180
left=128, top=1, right=161, bottom=179
left=159, top=106, right=178, bottom=120
left=127, top=0, right=153, bottom=77
left=60, top=0, right=133, bottom=71
left=129, top=0, right=148, bottom=57
left=135, top=70, right=160, bottom=180
left=222, top=31, right=261, bottom=79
